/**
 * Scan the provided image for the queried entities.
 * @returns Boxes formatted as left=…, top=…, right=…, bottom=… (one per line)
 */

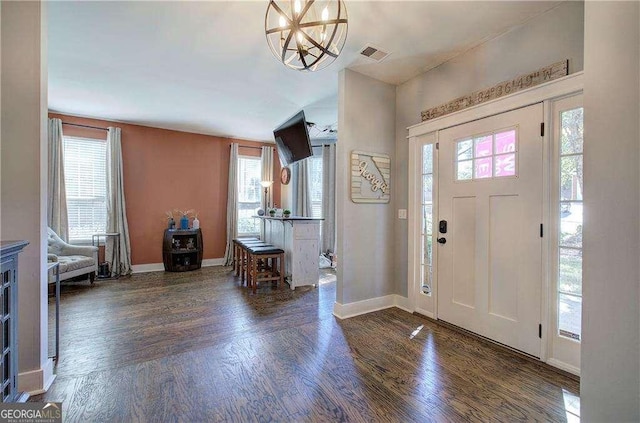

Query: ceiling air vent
left=359, top=44, right=390, bottom=62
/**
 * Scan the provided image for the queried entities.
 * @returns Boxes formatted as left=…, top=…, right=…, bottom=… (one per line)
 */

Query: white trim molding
left=131, top=263, right=164, bottom=274
left=333, top=294, right=411, bottom=319
left=408, top=72, right=584, bottom=138
left=414, top=307, right=435, bottom=320
left=131, top=258, right=226, bottom=274
left=202, top=258, right=226, bottom=267
left=19, top=358, right=56, bottom=395
left=547, top=358, right=580, bottom=377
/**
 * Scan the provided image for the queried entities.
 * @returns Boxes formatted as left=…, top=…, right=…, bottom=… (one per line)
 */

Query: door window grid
left=455, top=128, right=518, bottom=181
left=557, top=107, right=583, bottom=341
left=237, top=156, right=262, bottom=236
left=421, top=144, right=434, bottom=296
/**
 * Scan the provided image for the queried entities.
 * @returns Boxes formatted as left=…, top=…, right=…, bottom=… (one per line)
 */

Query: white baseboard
left=131, top=258, right=225, bottom=274
left=202, top=258, right=225, bottom=267
left=547, top=358, right=581, bottom=376
left=333, top=294, right=411, bottom=319
left=394, top=295, right=412, bottom=314
left=19, top=359, right=56, bottom=395
left=414, top=307, right=435, bottom=319
left=131, top=263, right=164, bottom=274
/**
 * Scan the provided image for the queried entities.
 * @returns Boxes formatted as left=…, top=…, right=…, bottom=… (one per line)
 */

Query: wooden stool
left=238, top=241, right=272, bottom=285
left=246, top=245, right=284, bottom=294
left=232, top=237, right=258, bottom=275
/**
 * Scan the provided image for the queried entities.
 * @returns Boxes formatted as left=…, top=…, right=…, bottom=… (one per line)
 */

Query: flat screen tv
left=273, top=110, right=313, bottom=167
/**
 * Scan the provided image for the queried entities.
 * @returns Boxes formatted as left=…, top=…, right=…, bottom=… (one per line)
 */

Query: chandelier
left=265, top=0, right=348, bottom=72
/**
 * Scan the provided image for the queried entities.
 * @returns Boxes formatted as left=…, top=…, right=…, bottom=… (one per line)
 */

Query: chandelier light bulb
left=265, top=0, right=349, bottom=72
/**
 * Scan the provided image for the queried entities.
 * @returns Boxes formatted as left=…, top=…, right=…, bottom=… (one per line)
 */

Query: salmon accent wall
left=49, top=113, right=281, bottom=265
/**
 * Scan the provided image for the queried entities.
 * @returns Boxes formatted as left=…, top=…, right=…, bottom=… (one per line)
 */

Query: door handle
left=437, top=237, right=447, bottom=244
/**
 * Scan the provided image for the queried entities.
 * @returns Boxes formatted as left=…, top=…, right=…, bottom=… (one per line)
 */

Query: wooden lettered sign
left=351, top=150, right=390, bottom=203
left=421, top=60, right=569, bottom=122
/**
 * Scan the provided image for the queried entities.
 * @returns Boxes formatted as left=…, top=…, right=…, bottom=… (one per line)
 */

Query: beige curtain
left=47, top=118, right=69, bottom=241
left=293, top=159, right=312, bottom=217
left=224, top=143, right=239, bottom=266
left=106, top=127, right=133, bottom=276
left=261, top=146, right=274, bottom=209
left=321, top=144, right=336, bottom=254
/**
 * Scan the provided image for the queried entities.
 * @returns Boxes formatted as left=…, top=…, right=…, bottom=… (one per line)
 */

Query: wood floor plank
left=34, top=267, right=579, bottom=422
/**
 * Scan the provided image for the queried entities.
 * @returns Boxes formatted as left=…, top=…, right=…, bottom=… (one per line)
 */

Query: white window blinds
left=237, top=156, right=262, bottom=235
left=63, top=136, right=107, bottom=242
left=309, top=156, right=323, bottom=218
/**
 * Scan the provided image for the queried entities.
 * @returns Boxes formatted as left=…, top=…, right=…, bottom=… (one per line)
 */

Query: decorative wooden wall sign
left=351, top=150, right=390, bottom=203
left=421, top=60, right=569, bottom=122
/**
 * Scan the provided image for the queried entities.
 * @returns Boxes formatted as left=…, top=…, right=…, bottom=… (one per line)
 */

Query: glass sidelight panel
left=560, top=108, right=584, bottom=155
left=423, top=205, right=433, bottom=237
left=560, top=203, right=583, bottom=248
left=557, top=107, right=584, bottom=341
left=421, top=144, right=434, bottom=296
left=560, top=156, right=583, bottom=201
left=422, top=175, right=433, bottom=203
left=559, top=248, right=582, bottom=296
left=559, top=293, right=582, bottom=340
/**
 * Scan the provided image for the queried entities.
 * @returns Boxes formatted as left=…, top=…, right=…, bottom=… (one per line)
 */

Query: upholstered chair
left=47, top=228, right=98, bottom=283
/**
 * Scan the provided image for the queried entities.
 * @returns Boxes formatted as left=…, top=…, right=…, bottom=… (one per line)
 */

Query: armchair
left=47, top=228, right=98, bottom=283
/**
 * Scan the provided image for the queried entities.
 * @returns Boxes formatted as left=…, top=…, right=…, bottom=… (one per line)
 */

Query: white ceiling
left=48, top=1, right=561, bottom=141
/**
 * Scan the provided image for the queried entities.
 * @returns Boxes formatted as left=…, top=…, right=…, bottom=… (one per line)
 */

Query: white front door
left=437, top=103, right=543, bottom=357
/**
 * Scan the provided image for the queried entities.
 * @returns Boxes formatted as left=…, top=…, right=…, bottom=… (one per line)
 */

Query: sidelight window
left=421, top=144, right=434, bottom=295
left=557, top=107, right=583, bottom=341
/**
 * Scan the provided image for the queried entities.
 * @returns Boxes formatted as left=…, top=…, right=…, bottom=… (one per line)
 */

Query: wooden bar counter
left=254, top=216, right=322, bottom=290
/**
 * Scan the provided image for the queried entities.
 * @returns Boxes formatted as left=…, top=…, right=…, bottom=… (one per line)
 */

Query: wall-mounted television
left=273, top=110, right=313, bottom=167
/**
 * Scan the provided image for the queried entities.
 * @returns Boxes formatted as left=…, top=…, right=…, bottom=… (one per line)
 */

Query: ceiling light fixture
left=265, top=0, right=348, bottom=72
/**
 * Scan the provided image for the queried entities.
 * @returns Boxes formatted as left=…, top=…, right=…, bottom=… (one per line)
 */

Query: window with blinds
left=63, top=136, right=107, bottom=242
left=237, top=156, right=262, bottom=235
left=309, top=156, right=323, bottom=218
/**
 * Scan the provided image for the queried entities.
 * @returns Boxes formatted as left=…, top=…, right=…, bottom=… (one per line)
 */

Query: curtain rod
left=62, top=122, right=108, bottom=131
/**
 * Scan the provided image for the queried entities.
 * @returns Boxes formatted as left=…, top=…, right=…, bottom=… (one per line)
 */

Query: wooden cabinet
left=261, top=217, right=321, bottom=290
left=162, top=229, right=203, bottom=272
left=0, top=240, right=28, bottom=402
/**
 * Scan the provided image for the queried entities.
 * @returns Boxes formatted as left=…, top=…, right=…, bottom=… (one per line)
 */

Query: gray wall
left=336, top=69, right=396, bottom=304
left=581, top=1, right=640, bottom=420
left=394, top=1, right=585, bottom=296
left=1, top=1, right=49, bottom=390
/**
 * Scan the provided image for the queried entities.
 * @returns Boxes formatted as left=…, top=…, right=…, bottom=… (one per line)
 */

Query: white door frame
left=547, top=93, right=584, bottom=376
left=407, top=72, right=583, bottom=373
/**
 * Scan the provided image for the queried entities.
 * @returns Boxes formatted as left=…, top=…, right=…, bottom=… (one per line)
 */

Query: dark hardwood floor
left=34, top=266, right=579, bottom=422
